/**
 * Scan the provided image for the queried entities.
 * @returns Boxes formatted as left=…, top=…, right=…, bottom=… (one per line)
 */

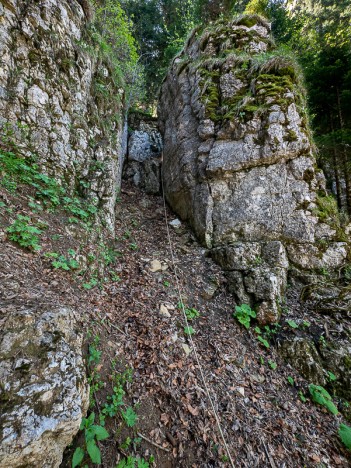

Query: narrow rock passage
left=64, top=183, right=349, bottom=467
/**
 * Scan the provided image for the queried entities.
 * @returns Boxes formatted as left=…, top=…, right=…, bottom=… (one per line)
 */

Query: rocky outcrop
left=124, top=113, right=163, bottom=194
left=158, top=15, right=349, bottom=323
left=0, top=0, right=123, bottom=229
left=0, top=307, right=89, bottom=467
left=278, top=336, right=351, bottom=400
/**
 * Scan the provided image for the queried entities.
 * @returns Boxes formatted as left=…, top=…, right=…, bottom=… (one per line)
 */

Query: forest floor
left=1, top=181, right=351, bottom=468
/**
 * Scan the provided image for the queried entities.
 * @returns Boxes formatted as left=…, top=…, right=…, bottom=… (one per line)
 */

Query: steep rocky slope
left=158, top=15, right=349, bottom=324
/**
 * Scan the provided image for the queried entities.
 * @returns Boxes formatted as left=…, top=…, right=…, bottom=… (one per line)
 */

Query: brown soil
left=1, top=182, right=351, bottom=468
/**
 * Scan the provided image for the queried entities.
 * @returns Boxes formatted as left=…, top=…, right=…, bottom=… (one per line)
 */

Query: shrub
left=233, top=304, right=256, bottom=329
left=6, top=215, right=43, bottom=251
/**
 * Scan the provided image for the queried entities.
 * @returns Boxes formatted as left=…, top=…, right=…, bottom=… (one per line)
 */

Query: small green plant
left=302, top=320, right=311, bottom=328
left=110, top=271, right=121, bottom=282
left=6, top=215, right=43, bottom=251
left=120, top=437, right=132, bottom=450
left=163, top=280, right=170, bottom=287
left=254, top=327, right=270, bottom=349
left=83, top=277, right=99, bottom=290
left=100, top=366, right=133, bottom=426
left=184, top=326, right=195, bottom=336
left=287, top=376, right=294, bottom=386
left=309, top=384, right=338, bottom=415
left=116, top=456, right=149, bottom=468
left=339, top=424, right=351, bottom=451
left=298, top=391, right=307, bottom=403
left=268, top=360, right=277, bottom=370
left=319, top=335, right=327, bottom=347
left=129, top=242, right=138, bottom=251
left=45, top=252, right=80, bottom=271
left=286, top=320, right=298, bottom=329
left=88, top=336, right=102, bottom=366
left=257, top=335, right=270, bottom=349
left=123, top=230, right=131, bottom=239
left=185, top=307, right=200, bottom=321
left=233, top=304, right=256, bottom=329
left=87, top=336, right=103, bottom=407
left=121, top=407, right=137, bottom=427
left=72, top=412, right=109, bottom=467
left=327, top=371, right=337, bottom=382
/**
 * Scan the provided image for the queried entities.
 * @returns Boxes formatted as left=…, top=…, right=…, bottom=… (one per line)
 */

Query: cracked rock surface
left=0, top=307, right=89, bottom=468
left=158, top=15, right=349, bottom=323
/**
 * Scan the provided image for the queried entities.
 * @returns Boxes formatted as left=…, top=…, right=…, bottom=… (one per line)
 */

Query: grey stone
left=0, top=307, right=89, bottom=468
left=278, top=337, right=326, bottom=385
left=124, top=120, right=163, bottom=194
left=158, top=16, right=349, bottom=323
left=0, top=0, right=122, bottom=230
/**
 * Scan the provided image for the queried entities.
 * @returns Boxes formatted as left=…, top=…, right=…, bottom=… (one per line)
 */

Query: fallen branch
left=137, top=432, right=171, bottom=453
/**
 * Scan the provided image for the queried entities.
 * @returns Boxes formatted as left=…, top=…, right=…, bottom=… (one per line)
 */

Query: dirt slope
left=1, top=182, right=350, bottom=467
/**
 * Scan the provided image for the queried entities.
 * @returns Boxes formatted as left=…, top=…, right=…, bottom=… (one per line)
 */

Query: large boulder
left=158, top=15, right=348, bottom=322
left=0, top=307, right=89, bottom=467
left=124, top=114, right=163, bottom=194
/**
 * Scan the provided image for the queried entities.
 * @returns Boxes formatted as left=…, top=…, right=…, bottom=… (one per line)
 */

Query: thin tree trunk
left=330, top=114, right=342, bottom=208
left=336, top=87, right=351, bottom=214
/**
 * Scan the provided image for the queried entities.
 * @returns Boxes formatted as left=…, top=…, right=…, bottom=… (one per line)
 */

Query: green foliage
left=88, top=0, right=144, bottom=108
left=83, top=277, right=99, bottom=290
left=100, top=366, right=133, bottom=426
left=268, top=360, right=277, bottom=370
left=287, top=376, right=294, bottom=386
left=327, top=371, right=337, bottom=382
left=121, top=407, right=137, bottom=427
left=233, top=304, right=256, bottom=329
left=339, top=424, right=351, bottom=451
left=257, top=335, right=270, bottom=349
left=88, top=336, right=102, bottom=366
left=286, top=320, right=298, bottom=329
left=72, top=412, right=109, bottom=466
left=184, top=326, right=195, bottom=336
left=87, top=336, right=104, bottom=407
left=185, top=307, right=200, bottom=321
left=0, top=149, right=97, bottom=224
left=116, top=456, right=149, bottom=468
left=309, top=384, right=338, bottom=415
left=45, top=251, right=80, bottom=271
left=123, top=0, right=196, bottom=105
left=314, top=194, right=341, bottom=226
left=244, top=0, right=269, bottom=17
left=6, top=215, right=43, bottom=251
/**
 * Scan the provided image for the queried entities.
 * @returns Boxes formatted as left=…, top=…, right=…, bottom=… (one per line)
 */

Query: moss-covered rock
left=159, top=14, right=348, bottom=323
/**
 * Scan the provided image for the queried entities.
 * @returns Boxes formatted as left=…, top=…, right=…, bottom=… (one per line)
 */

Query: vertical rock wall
left=159, top=15, right=349, bottom=323
left=0, top=0, right=123, bottom=229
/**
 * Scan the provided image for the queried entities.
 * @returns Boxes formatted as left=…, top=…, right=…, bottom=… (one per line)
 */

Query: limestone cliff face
left=159, top=15, right=348, bottom=322
left=0, top=0, right=123, bottom=229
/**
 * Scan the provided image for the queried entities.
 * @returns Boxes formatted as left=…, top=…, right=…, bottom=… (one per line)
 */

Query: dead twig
left=262, top=440, right=277, bottom=468
left=137, top=432, right=171, bottom=453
